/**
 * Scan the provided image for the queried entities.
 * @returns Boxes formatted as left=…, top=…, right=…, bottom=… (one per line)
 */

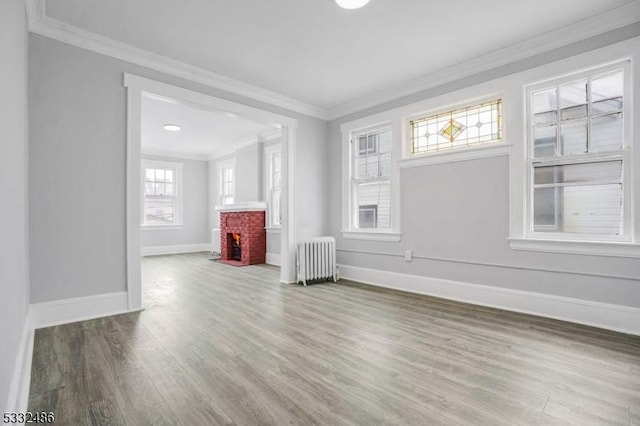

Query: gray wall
left=141, top=154, right=209, bottom=247
left=0, top=0, right=29, bottom=410
left=29, top=34, right=328, bottom=302
left=329, top=25, right=640, bottom=309
left=235, top=143, right=262, bottom=203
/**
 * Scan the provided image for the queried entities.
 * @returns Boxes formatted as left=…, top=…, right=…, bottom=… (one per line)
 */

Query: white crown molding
left=207, top=128, right=282, bottom=160
left=259, top=128, right=283, bottom=142
left=27, top=0, right=640, bottom=122
left=338, top=264, right=640, bottom=336
left=328, top=2, right=640, bottom=120
left=141, top=146, right=210, bottom=161
left=26, top=0, right=329, bottom=120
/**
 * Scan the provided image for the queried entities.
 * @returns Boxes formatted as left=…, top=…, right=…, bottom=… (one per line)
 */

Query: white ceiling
left=141, top=95, right=278, bottom=157
left=44, top=0, right=636, bottom=112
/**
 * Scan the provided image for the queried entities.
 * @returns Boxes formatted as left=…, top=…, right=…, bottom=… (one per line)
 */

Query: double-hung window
left=267, top=148, right=282, bottom=227
left=142, top=160, right=183, bottom=227
left=350, top=126, right=392, bottom=231
left=219, top=160, right=235, bottom=206
left=527, top=63, right=629, bottom=241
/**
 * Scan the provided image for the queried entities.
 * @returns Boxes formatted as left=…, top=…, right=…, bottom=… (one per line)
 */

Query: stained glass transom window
left=410, top=99, right=503, bottom=154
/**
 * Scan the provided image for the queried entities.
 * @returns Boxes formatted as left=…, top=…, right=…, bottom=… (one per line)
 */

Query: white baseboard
left=141, top=243, right=211, bottom=256
left=30, top=292, right=130, bottom=329
left=338, top=264, right=640, bottom=336
left=266, top=252, right=281, bottom=266
left=6, top=314, right=34, bottom=413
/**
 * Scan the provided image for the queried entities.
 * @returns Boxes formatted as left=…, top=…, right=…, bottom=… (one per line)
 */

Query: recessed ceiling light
left=163, top=124, right=181, bottom=132
left=335, top=0, right=370, bottom=9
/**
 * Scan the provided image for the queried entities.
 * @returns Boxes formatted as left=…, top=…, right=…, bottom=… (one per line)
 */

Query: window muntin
left=143, top=163, right=181, bottom=226
left=528, top=67, right=625, bottom=239
left=351, top=127, right=392, bottom=230
left=220, top=164, right=235, bottom=205
left=410, top=99, right=502, bottom=154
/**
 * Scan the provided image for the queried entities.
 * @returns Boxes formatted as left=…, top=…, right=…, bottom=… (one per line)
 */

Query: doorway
left=124, top=74, right=297, bottom=311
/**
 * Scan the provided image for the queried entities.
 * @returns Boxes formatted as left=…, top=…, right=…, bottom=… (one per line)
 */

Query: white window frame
left=141, top=159, right=184, bottom=229
left=524, top=61, right=631, bottom=243
left=342, top=120, right=401, bottom=241
left=264, top=144, right=282, bottom=229
left=507, top=42, right=640, bottom=258
left=218, top=158, right=236, bottom=206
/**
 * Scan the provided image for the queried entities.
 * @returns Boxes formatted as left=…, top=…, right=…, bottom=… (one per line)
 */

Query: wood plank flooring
left=28, top=252, right=640, bottom=425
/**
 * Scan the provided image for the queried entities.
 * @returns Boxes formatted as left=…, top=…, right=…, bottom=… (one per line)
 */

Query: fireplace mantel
left=215, top=201, right=267, bottom=212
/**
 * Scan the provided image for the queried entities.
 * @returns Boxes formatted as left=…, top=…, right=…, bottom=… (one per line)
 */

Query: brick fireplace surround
left=219, top=210, right=266, bottom=266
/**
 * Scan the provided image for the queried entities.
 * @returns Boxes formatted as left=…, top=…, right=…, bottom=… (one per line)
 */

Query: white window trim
left=263, top=143, right=282, bottom=230
left=141, top=159, right=184, bottom=229
left=341, top=120, right=401, bottom=241
left=507, top=40, right=640, bottom=257
left=217, top=158, right=236, bottom=206
left=400, top=143, right=512, bottom=168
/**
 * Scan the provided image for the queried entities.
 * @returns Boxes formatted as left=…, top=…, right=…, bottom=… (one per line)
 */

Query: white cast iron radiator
left=296, top=237, right=338, bottom=286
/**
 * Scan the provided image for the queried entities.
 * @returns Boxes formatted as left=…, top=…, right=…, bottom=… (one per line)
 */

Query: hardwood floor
left=28, top=252, right=640, bottom=425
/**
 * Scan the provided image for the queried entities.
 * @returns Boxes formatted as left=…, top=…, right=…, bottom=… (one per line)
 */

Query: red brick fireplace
left=218, top=208, right=266, bottom=266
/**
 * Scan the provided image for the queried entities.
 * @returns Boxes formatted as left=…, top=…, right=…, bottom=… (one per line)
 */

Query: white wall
left=141, top=154, right=209, bottom=248
left=29, top=34, right=328, bottom=302
left=0, top=0, right=30, bottom=411
left=328, top=26, right=640, bottom=312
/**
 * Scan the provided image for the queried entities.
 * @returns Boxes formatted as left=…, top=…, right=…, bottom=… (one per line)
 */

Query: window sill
left=400, top=143, right=512, bottom=168
left=142, top=225, right=183, bottom=231
left=508, top=238, right=640, bottom=258
left=342, top=230, right=402, bottom=242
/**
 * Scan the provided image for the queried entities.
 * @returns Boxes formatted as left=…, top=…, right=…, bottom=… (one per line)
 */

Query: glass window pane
left=145, top=182, right=154, bottom=195
left=165, top=183, right=174, bottom=195
left=410, top=100, right=502, bottom=154
left=156, top=169, right=165, bottom=181
left=367, top=134, right=377, bottom=153
left=559, top=80, right=587, bottom=120
left=591, top=71, right=623, bottom=114
left=533, top=88, right=557, bottom=116
left=534, top=184, right=622, bottom=235
left=145, top=199, right=175, bottom=225
left=165, top=169, right=174, bottom=183
left=533, top=125, right=556, bottom=157
left=358, top=136, right=367, bottom=154
left=533, top=187, right=558, bottom=230
left=378, top=129, right=392, bottom=153
left=358, top=205, right=377, bottom=229
left=145, top=169, right=155, bottom=181
left=591, top=113, right=622, bottom=153
left=155, top=183, right=165, bottom=195
left=560, top=119, right=587, bottom=155
left=355, top=183, right=390, bottom=229
left=534, top=161, right=622, bottom=185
